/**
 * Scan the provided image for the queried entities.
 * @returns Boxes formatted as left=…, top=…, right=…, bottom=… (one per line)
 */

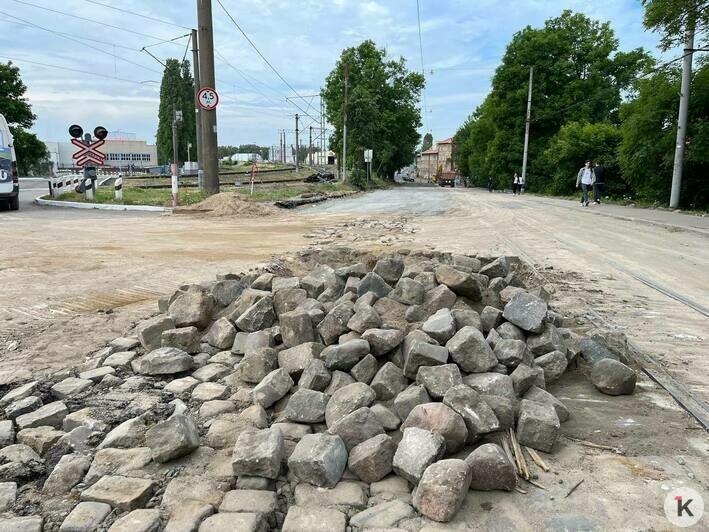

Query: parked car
left=0, top=113, right=19, bottom=210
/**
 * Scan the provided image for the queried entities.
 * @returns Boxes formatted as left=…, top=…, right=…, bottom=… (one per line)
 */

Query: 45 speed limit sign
left=197, top=87, right=219, bottom=110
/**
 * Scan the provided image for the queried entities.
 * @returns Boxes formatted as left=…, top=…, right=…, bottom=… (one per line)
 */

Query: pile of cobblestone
left=0, top=249, right=637, bottom=531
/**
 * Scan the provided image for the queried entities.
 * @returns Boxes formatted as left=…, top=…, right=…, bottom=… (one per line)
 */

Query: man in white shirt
left=576, top=161, right=595, bottom=206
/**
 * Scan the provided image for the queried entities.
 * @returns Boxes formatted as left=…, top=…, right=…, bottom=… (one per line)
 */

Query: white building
left=45, top=136, right=158, bottom=172
left=229, top=153, right=262, bottom=163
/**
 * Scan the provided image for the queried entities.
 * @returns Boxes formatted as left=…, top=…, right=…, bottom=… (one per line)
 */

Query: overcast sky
left=1, top=0, right=668, bottom=149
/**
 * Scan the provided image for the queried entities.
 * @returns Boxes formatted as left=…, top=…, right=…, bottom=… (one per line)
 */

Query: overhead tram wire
left=0, top=10, right=162, bottom=75
left=214, top=0, right=322, bottom=122
left=0, top=55, right=161, bottom=87
left=79, top=0, right=192, bottom=30
left=9, top=0, right=189, bottom=47
left=1, top=20, right=137, bottom=52
left=416, top=0, right=430, bottom=134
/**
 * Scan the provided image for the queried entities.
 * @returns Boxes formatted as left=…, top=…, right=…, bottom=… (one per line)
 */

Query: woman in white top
left=512, top=172, right=520, bottom=195
left=576, top=161, right=595, bottom=206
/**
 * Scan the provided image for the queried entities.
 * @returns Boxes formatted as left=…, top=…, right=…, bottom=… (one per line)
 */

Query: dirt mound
left=176, top=192, right=278, bottom=217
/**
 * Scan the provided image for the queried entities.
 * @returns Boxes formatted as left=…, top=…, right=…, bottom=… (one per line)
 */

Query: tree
left=218, top=145, right=270, bottom=160
left=642, top=0, right=708, bottom=50
left=541, top=121, right=624, bottom=195
left=619, top=62, right=709, bottom=207
left=0, top=61, right=49, bottom=174
left=454, top=11, right=648, bottom=192
left=421, top=132, right=433, bottom=152
left=156, top=59, right=196, bottom=165
left=322, top=40, right=424, bottom=182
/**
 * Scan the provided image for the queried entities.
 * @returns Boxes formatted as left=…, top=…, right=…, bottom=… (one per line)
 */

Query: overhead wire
left=416, top=0, right=430, bottom=134
left=79, top=0, right=191, bottom=30
left=0, top=55, right=161, bottom=87
left=214, top=0, right=322, bottom=123
left=0, top=10, right=162, bottom=75
left=9, top=0, right=188, bottom=46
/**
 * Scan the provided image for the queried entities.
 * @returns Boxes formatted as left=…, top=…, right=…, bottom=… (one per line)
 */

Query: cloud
left=0, top=0, right=665, bottom=146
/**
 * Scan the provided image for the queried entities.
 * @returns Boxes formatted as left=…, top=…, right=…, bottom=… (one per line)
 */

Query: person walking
left=576, top=161, right=595, bottom=206
left=593, top=161, right=605, bottom=204
left=519, top=173, right=526, bottom=194
left=512, top=172, right=520, bottom=195
left=488, top=176, right=494, bottom=192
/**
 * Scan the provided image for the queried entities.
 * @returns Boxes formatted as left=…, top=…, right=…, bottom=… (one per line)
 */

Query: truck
left=436, top=167, right=456, bottom=187
left=0, top=113, right=19, bottom=210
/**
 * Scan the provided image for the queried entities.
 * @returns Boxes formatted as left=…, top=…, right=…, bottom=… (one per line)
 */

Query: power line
left=142, top=33, right=192, bottom=50
left=416, top=0, right=430, bottom=134
left=214, top=0, right=320, bottom=122
left=80, top=0, right=191, bottom=30
left=0, top=10, right=162, bottom=75
left=1, top=19, right=137, bottom=52
left=0, top=55, right=161, bottom=86
left=9, top=0, right=187, bottom=46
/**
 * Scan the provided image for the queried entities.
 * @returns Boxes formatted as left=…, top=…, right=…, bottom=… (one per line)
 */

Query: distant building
left=45, top=137, right=157, bottom=172
left=229, top=153, right=262, bottom=163
left=416, top=136, right=456, bottom=180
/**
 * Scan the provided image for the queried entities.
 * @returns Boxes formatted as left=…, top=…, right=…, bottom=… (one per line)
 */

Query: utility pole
left=171, top=107, right=182, bottom=207
left=342, top=62, right=349, bottom=181
left=670, top=27, right=695, bottom=209
left=197, top=0, right=219, bottom=194
left=309, top=126, right=313, bottom=166
left=191, top=28, right=204, bottom=190
left=320, top=94, right=325, bottom=165
left=521, top=66, right=533, bottom=184
left=295, top=114, right=300, bottom=170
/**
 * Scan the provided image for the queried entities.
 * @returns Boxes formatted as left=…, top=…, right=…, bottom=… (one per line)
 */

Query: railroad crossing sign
left=69, top=125, right=108, bottom=167
left=197, top=87, right=219, bottom=110
left=71, top=138, right=106, bottom=167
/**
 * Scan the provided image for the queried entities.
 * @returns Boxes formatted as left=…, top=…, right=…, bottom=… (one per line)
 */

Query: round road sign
left=197, top=87, right=219, bottom=110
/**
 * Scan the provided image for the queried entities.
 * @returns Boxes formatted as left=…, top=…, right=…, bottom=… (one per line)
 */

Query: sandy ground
left=1, top=185, right=707, bottom=530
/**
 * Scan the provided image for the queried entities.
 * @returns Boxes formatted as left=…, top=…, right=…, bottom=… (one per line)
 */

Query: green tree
left=421, top=132, right=433, bottom=152
left=541, top=121, right=624, bottom=195
left=642, top=0, right=708, bottom=50
left=156, top=59, right=196, bottom=165
left=0, top=61, right=49, bottom=174
left=454, top=11, right=648, bottom=191
left=619, top=62, right=709, bottom=207
left=322, top=40, right=424, bottom=182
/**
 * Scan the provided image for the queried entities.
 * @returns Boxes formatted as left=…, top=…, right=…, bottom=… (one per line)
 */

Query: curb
left=34, top=195, right=170, bottom=212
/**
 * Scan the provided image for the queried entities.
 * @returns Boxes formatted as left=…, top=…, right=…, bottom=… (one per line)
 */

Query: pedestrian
left=519, top=173, right=526, bottom=194
left=512, top=172, right=520, bottom=195
left=576, top=160, right=595, bottom=206
left=593, top=161, right=605, bottom=204
left=488, top=176, right=494, bottom=192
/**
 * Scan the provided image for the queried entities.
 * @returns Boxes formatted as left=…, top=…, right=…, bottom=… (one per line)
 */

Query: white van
left=0, top=113, right=19, bottom=210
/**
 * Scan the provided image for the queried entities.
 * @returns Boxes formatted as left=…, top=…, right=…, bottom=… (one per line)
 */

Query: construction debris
left=0, top=247, right=638, bottom=530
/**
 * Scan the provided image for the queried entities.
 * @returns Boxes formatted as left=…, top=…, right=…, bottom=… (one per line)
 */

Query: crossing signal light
left=94, top=126, right=108, bottom=140
left=69, top=124, right=83, bottom=139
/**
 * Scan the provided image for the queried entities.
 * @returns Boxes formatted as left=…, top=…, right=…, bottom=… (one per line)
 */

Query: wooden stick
left=526, top=478, right=546, bottom=490
left=565, top=478, right=584, bottom=498
left=526, top=447, right=550, bottom=472
left=562, top=434, right=624, bottom=454
left=509, top=428, right=530, bottom=480
left=501, top=436, right=518, bottom=474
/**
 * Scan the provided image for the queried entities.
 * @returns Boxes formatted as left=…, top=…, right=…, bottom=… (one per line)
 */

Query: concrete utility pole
left=320, top=95, right=325, bottom=165
left=171, top=107, right=181, bottom=207
left=342, top=62, right=349, bottom=181
left=295, top=114, right=300, bottom=170
left=521, top=66, right=533, bottom=184
left=191, top=28, right=204, bottom=190
left=197, top=0, right=219, bottom=194
left=670, top=27, right=695, bottom=209
left=309, top=126, right=313, bottom=166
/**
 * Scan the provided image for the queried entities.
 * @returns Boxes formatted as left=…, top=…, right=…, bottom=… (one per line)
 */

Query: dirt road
left=1, top=185, right=707, bottom=529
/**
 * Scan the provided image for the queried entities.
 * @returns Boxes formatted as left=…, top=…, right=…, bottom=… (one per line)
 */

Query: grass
left=54, top=187, right=206, bottom=207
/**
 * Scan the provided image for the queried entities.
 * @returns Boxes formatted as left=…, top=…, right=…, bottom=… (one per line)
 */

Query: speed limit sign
left=197, top=87, right=219, bottom=110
